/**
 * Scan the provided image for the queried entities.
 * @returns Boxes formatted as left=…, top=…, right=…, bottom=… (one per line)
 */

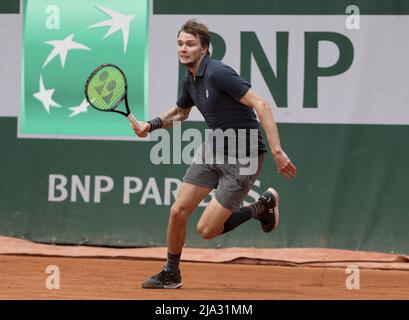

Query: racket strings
left=87, top=66, right=126, bottom=111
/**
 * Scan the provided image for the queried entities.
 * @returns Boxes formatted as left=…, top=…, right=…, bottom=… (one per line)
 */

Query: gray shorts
left=183, top=151, right=266, bottom=211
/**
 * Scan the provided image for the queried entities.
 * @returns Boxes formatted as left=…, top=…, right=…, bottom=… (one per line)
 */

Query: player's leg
left=200, top=152, right=279, bottom=236
left=142, top=144, right=219, bottom=290
left=196, top=186, right=280, bottom=239
left=142, top=182, right=212, bottom=289
left=196, top=197, right=233, bottom=239
left=167, top=181, right=213, bottom=256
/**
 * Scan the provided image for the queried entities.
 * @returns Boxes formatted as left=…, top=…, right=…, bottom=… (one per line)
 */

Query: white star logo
left=68, top=99, right=89, bottom=118
left=33, top=75, right=61, bottom=113
left=43, top=34, right=91, bottom=68
left=88, top=6, right=135, bottom=53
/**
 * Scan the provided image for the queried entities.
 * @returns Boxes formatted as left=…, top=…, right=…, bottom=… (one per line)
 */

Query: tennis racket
left=84, top=64, right=141, bottom=129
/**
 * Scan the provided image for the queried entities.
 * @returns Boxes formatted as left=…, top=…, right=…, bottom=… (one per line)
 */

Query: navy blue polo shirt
left=176, top=55, right=266, bottom=155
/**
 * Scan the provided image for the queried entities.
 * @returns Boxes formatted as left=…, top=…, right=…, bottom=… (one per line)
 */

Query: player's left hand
left=273, top=149, right=297, bottom=179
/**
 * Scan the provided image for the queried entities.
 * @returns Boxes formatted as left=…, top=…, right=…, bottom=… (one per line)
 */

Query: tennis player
left=132, top=19, right=296, bottom=289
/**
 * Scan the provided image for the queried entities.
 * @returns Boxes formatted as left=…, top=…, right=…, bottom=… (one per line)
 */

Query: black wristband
left=147, top=117, right=163, bottom=132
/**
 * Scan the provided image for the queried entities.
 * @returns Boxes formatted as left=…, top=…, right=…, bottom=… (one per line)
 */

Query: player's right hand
left=273, top=149, right=297, bottom=179
left=131, top=121, right=151, bottom=138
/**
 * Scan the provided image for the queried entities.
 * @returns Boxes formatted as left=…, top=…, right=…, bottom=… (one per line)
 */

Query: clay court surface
left=1, top=255, right=409, bottom=300
left=1, top=236, right=408, bottom=300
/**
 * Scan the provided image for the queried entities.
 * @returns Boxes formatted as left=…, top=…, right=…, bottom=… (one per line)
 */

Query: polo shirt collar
left=196, top=54, right=210, bottom=77
left=188, top=54, right=210, bottom=79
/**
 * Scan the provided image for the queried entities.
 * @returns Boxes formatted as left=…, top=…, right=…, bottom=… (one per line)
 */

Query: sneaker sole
left=267, top=187, right=279, bottom=229
left=164, top=282, right=183, bottom=289
left=142, top=282, right=183, bottom=289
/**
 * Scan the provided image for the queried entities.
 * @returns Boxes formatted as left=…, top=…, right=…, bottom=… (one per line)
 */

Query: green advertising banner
left=20, top=0, right=149, bottom=138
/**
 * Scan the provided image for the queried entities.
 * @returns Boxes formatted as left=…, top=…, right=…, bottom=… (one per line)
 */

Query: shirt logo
left=205, top=89, right=209, bottom=98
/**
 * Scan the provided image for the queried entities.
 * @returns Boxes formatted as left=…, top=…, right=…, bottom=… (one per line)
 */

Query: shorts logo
left=20, top=0, right=149, bottom=139
left=205, top=88, right=209, bottom=98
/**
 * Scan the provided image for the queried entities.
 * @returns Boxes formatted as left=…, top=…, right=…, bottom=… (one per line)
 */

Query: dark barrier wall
left=0, top=0, right=19, bottom=14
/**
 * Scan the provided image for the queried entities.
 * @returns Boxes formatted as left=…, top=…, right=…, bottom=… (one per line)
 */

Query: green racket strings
left=86, top=65, right=126, bottom=111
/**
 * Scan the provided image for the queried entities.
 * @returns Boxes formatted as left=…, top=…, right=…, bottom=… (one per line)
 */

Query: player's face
left=177, top=31, right=207, bottom=66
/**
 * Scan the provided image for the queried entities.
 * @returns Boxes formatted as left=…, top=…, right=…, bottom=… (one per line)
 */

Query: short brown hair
left=178, top=19, right=210, bottom=55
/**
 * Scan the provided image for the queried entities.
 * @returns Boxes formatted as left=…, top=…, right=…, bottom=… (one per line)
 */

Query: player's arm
left=131, top=106, right=192, bottom=137
left=160, top=106, right=192, bottom=128
left=239, top=89, right=297, bottom=179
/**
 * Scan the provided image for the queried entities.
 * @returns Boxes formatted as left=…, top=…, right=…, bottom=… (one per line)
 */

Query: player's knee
left=170, top=204, right=190, bottom=224
left=196, top=224, right=217, bottom=240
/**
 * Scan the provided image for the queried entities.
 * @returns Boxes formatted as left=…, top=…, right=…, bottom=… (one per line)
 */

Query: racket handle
left=128, top=113, right=141, bottom=130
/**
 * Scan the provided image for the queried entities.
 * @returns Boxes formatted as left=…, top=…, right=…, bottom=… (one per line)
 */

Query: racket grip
left=128, top=113, right=141, bottom=130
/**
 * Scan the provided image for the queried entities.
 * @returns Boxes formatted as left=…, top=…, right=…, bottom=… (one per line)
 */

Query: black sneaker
left=254, top=188, right=279, bottom=233
left=141, top=267, right=182, bottom=289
